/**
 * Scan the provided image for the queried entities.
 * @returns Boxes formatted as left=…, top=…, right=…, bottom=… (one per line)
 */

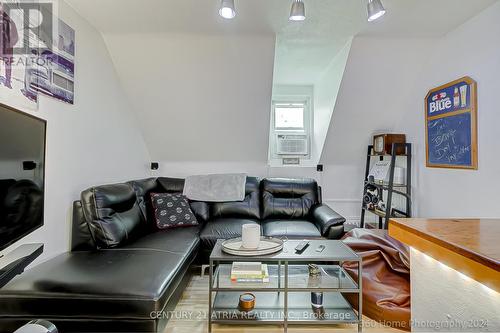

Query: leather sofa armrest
left=312, top=204, right=346, bottom=239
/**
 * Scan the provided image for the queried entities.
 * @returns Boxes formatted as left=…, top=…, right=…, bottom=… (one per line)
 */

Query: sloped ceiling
left=104, top=33, right=276, bottom=162
left=320, top=37, right=435, bottom=165
left=65, top=0, right=497, bottom=162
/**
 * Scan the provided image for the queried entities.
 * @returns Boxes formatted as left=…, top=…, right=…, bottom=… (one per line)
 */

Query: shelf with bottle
left=363, top=181, right=410, bottom=198
left=212, top=264, right=359, bottom=292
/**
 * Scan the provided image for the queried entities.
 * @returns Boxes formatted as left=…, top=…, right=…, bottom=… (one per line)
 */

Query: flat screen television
left=0, top=103, right=46, bottom=251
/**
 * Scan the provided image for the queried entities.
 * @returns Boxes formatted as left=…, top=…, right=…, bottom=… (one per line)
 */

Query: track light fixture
left=367, top=0, right=386, bottom=22
left=217, top=0, right=386, bottom=23
left=289, top=0, right=306, bottom=21
left=219, top=0, right=236, bottom=19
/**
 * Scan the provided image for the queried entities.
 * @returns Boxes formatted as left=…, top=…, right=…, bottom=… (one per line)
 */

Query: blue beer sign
left=425, top=77, right=478, bottom=169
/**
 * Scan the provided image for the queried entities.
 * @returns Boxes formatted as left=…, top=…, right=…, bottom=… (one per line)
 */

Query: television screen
left=0, top=104, right=46, bottom=251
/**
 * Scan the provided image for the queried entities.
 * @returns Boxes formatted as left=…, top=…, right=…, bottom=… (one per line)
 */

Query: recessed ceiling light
left=367, top=0, right=386, bottom=22
left=219, top=0, right=236, bottom=19
left=289, top=0, right=306, bottom=21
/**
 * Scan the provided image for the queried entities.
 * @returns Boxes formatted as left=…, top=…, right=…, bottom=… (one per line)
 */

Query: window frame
left=270, top=94, right=313, bottom=163
left=271, top=95, right=312, bottom=135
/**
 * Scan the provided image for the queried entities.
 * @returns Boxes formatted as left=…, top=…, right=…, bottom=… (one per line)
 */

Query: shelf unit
left=360, top=143, right=412, bottom=229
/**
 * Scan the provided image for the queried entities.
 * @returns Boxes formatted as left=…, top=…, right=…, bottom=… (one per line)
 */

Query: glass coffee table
left=208, top=239, right=362, bottom=332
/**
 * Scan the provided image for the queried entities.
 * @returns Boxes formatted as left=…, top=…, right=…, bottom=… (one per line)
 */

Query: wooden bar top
left=389, top=218, right=500, bottom=292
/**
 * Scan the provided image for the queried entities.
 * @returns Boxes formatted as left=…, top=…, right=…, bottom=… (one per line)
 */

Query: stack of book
left=230, top=262, right=270, bottom=283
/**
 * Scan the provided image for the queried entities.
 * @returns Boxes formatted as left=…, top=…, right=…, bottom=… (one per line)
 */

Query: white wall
left=0, top=1, right=151, bottom=262
left=319, top=36, right=436, bottom=223
left=313, top=39, right=352, bottom=164
left=104, top=33, right=275, bottom=163
left=396, top=1, right=500, bottom=218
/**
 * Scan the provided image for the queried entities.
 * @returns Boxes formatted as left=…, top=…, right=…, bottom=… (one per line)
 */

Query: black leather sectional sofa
left=0, top=177, right=345, bottom=333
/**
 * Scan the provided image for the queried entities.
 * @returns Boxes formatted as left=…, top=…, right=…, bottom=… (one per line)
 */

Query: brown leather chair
left=342, top=228, right=411, bottom=331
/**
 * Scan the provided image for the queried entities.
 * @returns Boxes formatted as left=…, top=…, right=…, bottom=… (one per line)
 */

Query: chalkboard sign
left=425, top=77, right=477, bottom=169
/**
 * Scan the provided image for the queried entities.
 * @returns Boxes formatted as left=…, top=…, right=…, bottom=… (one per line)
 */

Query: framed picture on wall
left=425, top=76, right=478, bottom=169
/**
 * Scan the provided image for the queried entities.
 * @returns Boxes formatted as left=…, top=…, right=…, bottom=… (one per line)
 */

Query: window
left=269, top=86, right=314, bottom=166
left=270, top=97, right=312, bottom=162
left=274, top=103, right=305, bottom=130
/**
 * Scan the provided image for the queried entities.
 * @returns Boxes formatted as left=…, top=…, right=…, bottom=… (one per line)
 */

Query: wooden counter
left=388, top=218, right=500, bottom=292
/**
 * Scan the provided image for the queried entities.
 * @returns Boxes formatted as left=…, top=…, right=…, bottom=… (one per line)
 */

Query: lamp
left=367, top=0, right=386, bottom=22
left=289, top=0, right=306, bottom=21
left=219, top=0, right=236, bottom=19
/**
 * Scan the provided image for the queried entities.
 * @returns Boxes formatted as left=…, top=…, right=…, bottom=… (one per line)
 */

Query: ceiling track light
left=219, top=0, right=236, bottom=19
left=217, top=0, right=386, bottom=23
left=367, top=0, right=386, bottom=22
left=289, top=0, right=306, bottom=21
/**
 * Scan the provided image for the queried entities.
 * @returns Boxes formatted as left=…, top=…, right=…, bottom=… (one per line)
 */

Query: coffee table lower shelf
left=211, top=291, right=360, bottom=325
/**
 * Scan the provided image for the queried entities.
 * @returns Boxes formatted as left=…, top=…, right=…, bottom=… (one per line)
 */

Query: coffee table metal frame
left=208, top=239, right=362, bottom=333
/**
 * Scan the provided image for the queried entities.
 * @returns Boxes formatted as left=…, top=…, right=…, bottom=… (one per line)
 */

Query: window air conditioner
left=276, top=134, right=308, bottom=155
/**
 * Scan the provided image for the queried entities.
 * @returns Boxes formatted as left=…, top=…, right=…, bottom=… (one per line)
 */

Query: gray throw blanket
left=183, top=173, right=247, bottom=202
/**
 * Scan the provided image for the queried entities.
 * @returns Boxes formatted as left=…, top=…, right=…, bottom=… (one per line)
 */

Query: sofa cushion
left=199, top=218, right=260, bottom=248
left=157, top=177, right=210, bottom=223
left=211, top=177, right=261, bottom=219
left=122, top=226, right=200, bottom=256
left=71, top=200, right=95, bottom=251
left=150, top=193, right=198, bottom=230
left=81, top=183, right=145, bottom=249
left=311, top=204, right=346, bottom=238
left=157, top=177, right=185, bottom=193
left=261, top=178, right=319, bottom=219
left=128, top=178, right=159, bottom=222
left=262, top=220, right=321, bottom=238
left=0, top=249, right=196, bottom=320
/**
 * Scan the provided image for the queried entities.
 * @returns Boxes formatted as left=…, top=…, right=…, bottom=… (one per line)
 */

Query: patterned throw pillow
left=150, top=193, right=199, bottom=230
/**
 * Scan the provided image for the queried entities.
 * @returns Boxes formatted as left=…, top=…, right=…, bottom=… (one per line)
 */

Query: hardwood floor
left=163, top=274, right=403, bottom=333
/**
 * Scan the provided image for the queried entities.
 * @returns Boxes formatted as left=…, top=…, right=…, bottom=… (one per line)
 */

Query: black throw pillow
left=150, top=192, right=199, bottom=230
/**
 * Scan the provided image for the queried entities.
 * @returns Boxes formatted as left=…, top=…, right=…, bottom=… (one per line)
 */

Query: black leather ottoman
left=0, top=234, right=198, bottom=333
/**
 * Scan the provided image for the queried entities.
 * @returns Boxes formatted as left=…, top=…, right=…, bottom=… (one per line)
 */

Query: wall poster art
left=0, top=0, right=75, bottom=110
left=0, top=1, right=38, bottom=110
left=33, top=17, right=75, bottom=104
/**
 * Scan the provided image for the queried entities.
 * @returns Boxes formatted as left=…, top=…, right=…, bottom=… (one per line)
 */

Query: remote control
left=316, top=245, right=326, bottom=253
left=295, top=240, right=310, bottom=254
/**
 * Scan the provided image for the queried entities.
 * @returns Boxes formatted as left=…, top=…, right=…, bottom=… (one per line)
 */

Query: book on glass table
left=230, top=262, right=269, bottom=283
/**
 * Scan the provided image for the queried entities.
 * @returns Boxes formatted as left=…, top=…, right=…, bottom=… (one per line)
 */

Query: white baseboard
left=344, top=217, right=361, bottom=225
left=324, top=199, right=360, bottom=203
